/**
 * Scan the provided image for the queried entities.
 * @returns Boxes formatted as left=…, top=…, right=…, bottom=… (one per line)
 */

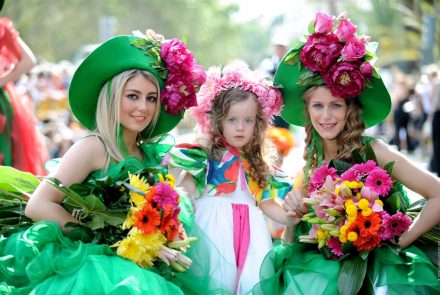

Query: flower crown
left=131, top=30, right=206, bottom=115
left=284, top=12, right=379, bottom=99
left=192, top=63, right=283, bottom=133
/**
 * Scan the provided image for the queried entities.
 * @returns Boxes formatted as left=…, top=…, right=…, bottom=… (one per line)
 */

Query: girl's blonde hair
left=208, top=88, right=276, bottom=188
left=302, top=86, right=365, bottom=187
left=93, top=69, right=161, bottom=168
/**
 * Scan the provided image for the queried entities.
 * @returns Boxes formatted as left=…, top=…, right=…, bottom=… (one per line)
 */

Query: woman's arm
left=372, top=139, right=440, bottom=248
left=0, top=37, right=36, bottom=87
left=25, top=136, right=106, bottom=229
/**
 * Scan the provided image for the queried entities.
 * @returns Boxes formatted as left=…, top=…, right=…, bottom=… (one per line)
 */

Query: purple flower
left=327, top=237, right=344, bottom=257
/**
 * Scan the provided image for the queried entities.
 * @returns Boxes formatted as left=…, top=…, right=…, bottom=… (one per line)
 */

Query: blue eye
left=127, top=94, right=138, bottom=100
left=245, top=118, right=254, bottom=124
left=227, top=118, right=236, bottom=123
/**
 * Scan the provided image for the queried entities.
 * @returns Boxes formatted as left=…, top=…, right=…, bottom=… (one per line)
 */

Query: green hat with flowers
left=69, top=30, right=206, bottom=139
left=275, top=12, right=391, bottom=128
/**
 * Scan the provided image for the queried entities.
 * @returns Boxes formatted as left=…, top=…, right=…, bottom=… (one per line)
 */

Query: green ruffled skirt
left=254, top=226, right=439, bottom=295
left=0, top=222, right=183, bottom=294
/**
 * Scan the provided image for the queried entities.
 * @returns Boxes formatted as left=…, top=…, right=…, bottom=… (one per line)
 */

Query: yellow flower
left=165, top=173, right=175, bottom=187
left=158, top=173, right=165, bottom=183
left=122, top=210, right=136, bottom=229
left=344, top=199, right=354, bottom=208
left=116, top=228, right=166, bottom=268
left=317, top=229, right=326, bottom=241
left=361, top=208, right=372, bottom=217
left=129, top=173, right=150, bottom=207
left=358, top=199, right=369, bottom=210
left=334, top=187, right=340, bottom=196
left=358, top=182, right=364, bottom=188
left=347, top=231, right=358, bottom=242
left=346, top=204, right=358, bottom=217
left=339, top=235, right=347, bottom=243
left=339, top=225, right=349, bottom=234
left=348, top=181, right=358, bottom=189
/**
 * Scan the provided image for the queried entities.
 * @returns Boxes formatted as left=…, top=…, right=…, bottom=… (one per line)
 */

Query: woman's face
left=307, top=86, right=348, bottom=141
left=120, top=74, right=158, bottom=135
left=222, top=95, right=257, bottom=150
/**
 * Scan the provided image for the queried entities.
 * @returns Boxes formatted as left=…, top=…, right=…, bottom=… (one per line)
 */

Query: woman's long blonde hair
left=302, top=86, right=365, bottom=187
left=93, top=69, right=161, bottom=168
left=208, top=88, right=276, bottom=188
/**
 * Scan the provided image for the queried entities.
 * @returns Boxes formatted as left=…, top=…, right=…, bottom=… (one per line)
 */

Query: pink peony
left=365, top=168, right=393, bottom=197
left=341, top=37, right=366, bottom=61
left=323, top=61, right=366, bottom=98
left=360, top=62, right=373, bottom=79
left=314, top=12, right=335, bottom=33
left=300, top=32, right=343, bottom=73
left=335, top=19, right=357, bottom=42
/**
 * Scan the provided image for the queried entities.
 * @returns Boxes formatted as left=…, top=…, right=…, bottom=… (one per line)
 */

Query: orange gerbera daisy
left=354, top=232, right=381, bottom=251
left=134, top=203, right=161, bottom=234
left=355, top=211, right=381, bottom=236
left=145, top=186, right=156, bottom=203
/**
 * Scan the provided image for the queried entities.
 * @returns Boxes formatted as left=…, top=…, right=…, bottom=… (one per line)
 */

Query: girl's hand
left=283, top=189, right=306, bottom=218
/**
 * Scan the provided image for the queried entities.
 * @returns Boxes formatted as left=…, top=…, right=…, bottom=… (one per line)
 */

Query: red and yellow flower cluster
left=114, top=173, right=194, bottom=270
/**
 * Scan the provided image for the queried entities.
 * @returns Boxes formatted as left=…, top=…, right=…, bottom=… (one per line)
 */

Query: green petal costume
left=0, top=140, right=188, bottom=294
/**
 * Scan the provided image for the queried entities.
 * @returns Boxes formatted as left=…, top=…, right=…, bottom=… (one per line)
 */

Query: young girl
left=0, top=29, right=206, bottom=294
left=165, top=63, right=297, bottom=294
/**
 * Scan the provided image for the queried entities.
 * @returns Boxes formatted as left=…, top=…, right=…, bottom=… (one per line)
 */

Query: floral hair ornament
left=275, top=12, right=391, bottom=127
left=132, top=29, right=207, bottom=115
left=192, top=63, right=283, bottom=134
left=69, top=29, right=206, bottom=139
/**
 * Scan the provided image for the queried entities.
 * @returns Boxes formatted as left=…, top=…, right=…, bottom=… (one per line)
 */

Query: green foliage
left=2, top=0, right=271, bottom=67
left=338, top=255, right=369, bottom=295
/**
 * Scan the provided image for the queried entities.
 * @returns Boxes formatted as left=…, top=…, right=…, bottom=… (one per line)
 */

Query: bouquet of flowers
left=299, top=144, right=413, bottom=294
left=300, top=159, right=411, bottom=256
left=0, top=166, right=196, bottom=273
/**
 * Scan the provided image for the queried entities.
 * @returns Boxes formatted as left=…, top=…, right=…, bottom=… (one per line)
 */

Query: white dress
left=195, top=164, right=273, bottom=294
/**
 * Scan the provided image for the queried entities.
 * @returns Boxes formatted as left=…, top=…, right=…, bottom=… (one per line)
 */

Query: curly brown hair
left=302, top=86, right=366, bottom=187
left=207, top=88, right=275, bottom=188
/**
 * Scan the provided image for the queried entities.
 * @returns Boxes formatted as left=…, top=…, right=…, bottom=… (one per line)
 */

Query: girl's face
left=307, top=86, right=348, bottom=141
left=120, top=74, right=158, bottom=135
left=222, top=95, right=257, bottom=150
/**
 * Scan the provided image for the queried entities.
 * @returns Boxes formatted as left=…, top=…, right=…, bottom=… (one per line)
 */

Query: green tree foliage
left=1, top=0, right=271, bottom=68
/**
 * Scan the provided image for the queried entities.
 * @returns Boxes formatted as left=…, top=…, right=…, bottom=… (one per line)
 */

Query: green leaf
left=297, top=71, right=323, bottom=88
left=364, top=143, right=377, bottom=162
left=307, top=19, right=315, bottom=34
left=351, top=149, right=365, bottom=163
left=383, top=161, right=395, bottom=175
left=0, top=166, right=39, bottom=193
left=338, top=255, right=368, bottom=295
left=384, top=192, right=401, bottom=214
left=330, top=159, right=353, bottom=175
left=131, top=39, right=148, bottom=46
left=284, top=50, right=300, bottom=65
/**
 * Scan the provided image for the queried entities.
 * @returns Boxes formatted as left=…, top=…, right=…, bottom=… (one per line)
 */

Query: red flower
left=134, top=203, right=161, bottom=234
left=323, top=61, right=366, bottom=98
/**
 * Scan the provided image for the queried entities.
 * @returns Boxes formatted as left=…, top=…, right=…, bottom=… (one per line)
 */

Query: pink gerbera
left=309, top=164, right=338, bottom=194
left=380, top=211, right=411, bottom=239
left=364, top=168, right=392, bottom=197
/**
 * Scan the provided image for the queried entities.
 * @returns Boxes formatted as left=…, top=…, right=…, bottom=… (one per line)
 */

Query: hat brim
left=275, top=49, right=391, bottom=128
left=69, top=35, right=182, bottom=139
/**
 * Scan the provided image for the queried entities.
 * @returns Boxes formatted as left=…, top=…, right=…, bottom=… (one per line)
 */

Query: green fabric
left=68, top=35, right=182, bottom=139
left=256, top=223, right=440, bottom=295
left=0, top=87, right=14, bottom=166
left=0, top=143, right=190, bottom=294
left=274, top=49, right=392, bottom=128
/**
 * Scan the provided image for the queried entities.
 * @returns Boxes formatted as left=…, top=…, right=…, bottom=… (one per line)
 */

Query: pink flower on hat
left=192, top=63, right=282, bottom=134
left=286, top=12, right=377, bottom=100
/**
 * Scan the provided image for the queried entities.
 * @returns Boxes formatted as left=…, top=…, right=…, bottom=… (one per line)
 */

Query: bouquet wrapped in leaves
left=299, top=143, right=439, bottom=295
left=0, top=166, right=197, bottom=273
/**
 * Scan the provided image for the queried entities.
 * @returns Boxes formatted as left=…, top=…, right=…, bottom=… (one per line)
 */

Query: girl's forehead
left=227, top=97, right=258, bottom=114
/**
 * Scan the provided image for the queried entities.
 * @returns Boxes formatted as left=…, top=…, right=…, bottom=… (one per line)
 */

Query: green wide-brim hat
left=69, top=35, right=182, bottom=139
left=274, top=49, right=392, bottom=128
